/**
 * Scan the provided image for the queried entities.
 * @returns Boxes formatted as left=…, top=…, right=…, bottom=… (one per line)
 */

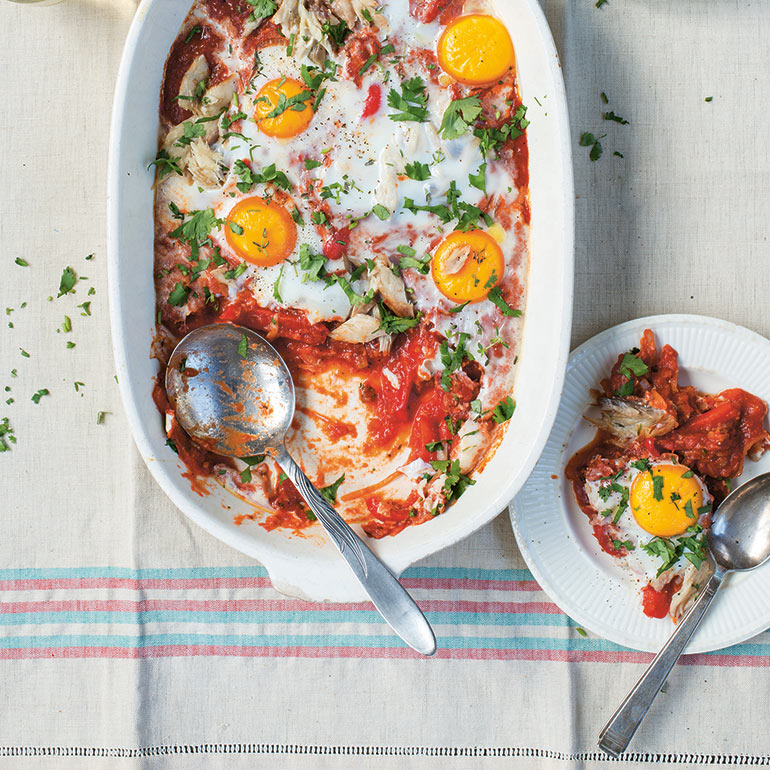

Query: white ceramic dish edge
left=107, top=0, right=574, bottom=601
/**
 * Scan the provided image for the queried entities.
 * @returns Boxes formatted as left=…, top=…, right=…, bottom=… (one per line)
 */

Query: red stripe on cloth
left=0, top=646, right=764, bottom=666
left=0, top=599, right=561, bottom=614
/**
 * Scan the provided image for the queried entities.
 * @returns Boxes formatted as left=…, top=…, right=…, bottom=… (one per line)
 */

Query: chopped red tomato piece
left=362, top=83, right=381, bottom=118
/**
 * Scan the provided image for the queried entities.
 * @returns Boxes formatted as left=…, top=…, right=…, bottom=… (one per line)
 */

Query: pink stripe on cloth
left=0, top=646, right=766, bottom=666
left=0, top=599, right=560, bottom=614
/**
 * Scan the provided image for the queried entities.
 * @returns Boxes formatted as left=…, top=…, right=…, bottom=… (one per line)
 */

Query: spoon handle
left=598, top=568, right=724, bottom=756
left=275, top=446, right=437, bottom=656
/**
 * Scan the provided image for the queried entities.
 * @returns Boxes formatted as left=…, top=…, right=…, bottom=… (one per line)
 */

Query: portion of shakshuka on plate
left=150, top=0, right=529, bottom=538
left=567, top=329, right=770, bottom=621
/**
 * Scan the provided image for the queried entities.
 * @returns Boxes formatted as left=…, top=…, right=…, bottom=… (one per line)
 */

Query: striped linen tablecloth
left=3, top=563, right=770, bottom=667
left=3, top=0, right=770, bottom=767
left=2, top=531, right=770, bottom=769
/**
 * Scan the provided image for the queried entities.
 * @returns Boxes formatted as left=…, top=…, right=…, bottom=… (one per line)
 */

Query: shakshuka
left=151, top=0, right=529, bottom=538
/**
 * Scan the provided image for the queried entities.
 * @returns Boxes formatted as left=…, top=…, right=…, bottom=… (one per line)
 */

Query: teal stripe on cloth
left=0, top=566, right=534, bottom=581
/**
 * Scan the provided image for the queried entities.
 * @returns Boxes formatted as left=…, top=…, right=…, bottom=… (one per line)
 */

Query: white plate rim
left=510, top=313, right=770, bottom=653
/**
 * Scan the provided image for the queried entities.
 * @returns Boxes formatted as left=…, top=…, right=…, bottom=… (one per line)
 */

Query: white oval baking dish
left=108, top=0, right=573, bottom=601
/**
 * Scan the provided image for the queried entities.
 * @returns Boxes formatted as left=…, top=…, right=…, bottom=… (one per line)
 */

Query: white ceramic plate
left=510, top=314, right=770, bottom=653
left=108, top=0, right=573, bottom=601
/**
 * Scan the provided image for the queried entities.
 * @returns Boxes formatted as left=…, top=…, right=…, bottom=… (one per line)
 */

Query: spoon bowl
left=600, top=470, right=770, bottom=756
left=709, top=473, right=770, bottom=572
left=165, top=323, right=437, bottom=656
left=166, top=324, right=294, bottom=458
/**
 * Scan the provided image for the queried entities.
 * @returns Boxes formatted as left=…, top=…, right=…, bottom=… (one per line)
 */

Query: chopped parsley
left=322, top=19, right=350, bottom=46
left=169, top=208, right=222, bottom=259
left=233, top=160, right=291, bottom=192
left=304, top=158, right=323, bottom=170
left=296, top=244, right=326, bottom=282
left=429, top=458, right=475, bottom=503
left=651, top=474, right=665, bottom=501
left=438, top=95, right=482, bottom=140
left=261, top=88, right=312, bottom=120
left=57, top=267, right=77, bottom=297
left=14, top=257, right=29, bottom=267
left=491, top=396, right=516, bottom=424
left=487, top=286, right=521, bottom=317
left=148, top=150, right=183, bottom=179
left=603, top=110, right=629, bottom=125
left=468, top=163, right=487, bottom=193
left=320, top=473, right=345, bottom=503
left=631, top=458, right=651, bottom=472
left=272, top=265, right=284, bottom=304
left=397, top=251, right=430, bottom=275
left=245, top=0, right=277, bottom=19
left=474, top=105, right=529, bottom=157
left=618, top=351, right=649, bottom=381
left=96, top=411, right=110, bottom=425
left=387, top=77, right=428, bottom=122
left=238, top=333, right=249, bottom=359
left=371, top=204, right=390, bottom=220
left=239, top=453, right=266, bottom=483
left=31, top=388, right=50, bottom=404
left=378, top=303, right=421, bottom=334
left=168, top=282, right=189, bottom=307
left=404, top=161, right=431, bottom=181
left=439, top=333, right=471, bottom=391
left=579, top=132, right=605, bottom=161
left=174, top=120, right=207, bottom=148
left=643, top=532, right=708, bottom=576
left=0, top=417, right=16, bottom=452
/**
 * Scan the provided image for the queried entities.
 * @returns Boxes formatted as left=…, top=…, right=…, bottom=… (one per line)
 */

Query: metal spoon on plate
left=165, top=322, right=437, bottom=656
left=599, top=471, right=770, bottom=755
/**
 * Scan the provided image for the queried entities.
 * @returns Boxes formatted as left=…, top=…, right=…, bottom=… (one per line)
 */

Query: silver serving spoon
left=165, top=323, right=436, bottom=656
left=599, top=471, right=770, bottom=756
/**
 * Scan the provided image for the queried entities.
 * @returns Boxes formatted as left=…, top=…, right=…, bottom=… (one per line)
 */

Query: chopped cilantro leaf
left=487, top=286, right=521, bottom=317
left=168, top=282, right=189, bottom=307
left=491, top=396, right=516, bottom=424
left=31, top=388, right=50, bottom=404
left=438, top=95, right=482, bottom=140
left=387, top=77, right=428, bottom=122
left=404, top=161, right=431, bottom=181
left=57, top=267, right=77, bottom=297
left=319, top=473, right=345, bottom=503
left=238, top=333, right=249, bottom=359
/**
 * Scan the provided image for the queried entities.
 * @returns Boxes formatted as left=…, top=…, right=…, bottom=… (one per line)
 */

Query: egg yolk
left=431, top=229, right=505, bottom=303
left=630, top=464, right=704, bottom=538
left=224, top=197, right=297, bottom=266
left=254, top=78, right=314, bottom=138
left=437, top=15, right=515, bottom=86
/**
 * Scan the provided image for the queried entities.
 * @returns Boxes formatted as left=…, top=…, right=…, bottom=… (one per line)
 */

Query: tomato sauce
left=365, top=326, right=441, bottom=448
left=161, top=25, right=226, bottom=126
left=642, top=579, right=680, bottom=620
